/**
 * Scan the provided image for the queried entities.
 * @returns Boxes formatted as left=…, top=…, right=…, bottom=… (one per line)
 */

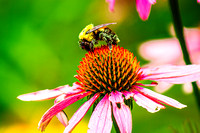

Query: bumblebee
left=78, top=23, right=120, bottom=51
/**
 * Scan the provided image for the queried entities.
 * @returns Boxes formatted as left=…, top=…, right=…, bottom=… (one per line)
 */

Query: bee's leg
left=112, top=35, right=120, bottom=45
left=90, top=42, right=94, bottom=51
left=90, top=40, right=96, bottom=51
left=99, top=33, right=108, bottom=42
left=108, top=42, right=112, bottom=50
left=99, top=32, right=104, bottom=39
left=84, top=42, right=91, bottom=52
left=104, top=35, right=113, bottom=50
left=99, top=33, right=113, bottom=50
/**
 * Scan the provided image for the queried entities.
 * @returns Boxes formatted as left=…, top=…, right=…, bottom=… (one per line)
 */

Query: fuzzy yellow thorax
left=79, top=24, right=94, bottom=41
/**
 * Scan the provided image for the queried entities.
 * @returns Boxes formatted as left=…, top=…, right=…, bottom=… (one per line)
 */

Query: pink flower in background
left=106, top=0, right=155, bottom=20
left=135, top=0, right=156, bottom=20
left=139, top=27, right=200, bottom=93
left=18, top=45, right=200, bottom=133
left=106, top=0, right=115, bottom=12
left=106, top=0, right=199, bottom=20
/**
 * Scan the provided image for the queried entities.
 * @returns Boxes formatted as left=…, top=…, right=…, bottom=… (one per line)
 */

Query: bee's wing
left=86, top=22, right=117, bottom=34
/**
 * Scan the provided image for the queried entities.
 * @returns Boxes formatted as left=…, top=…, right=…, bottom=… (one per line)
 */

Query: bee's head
left=79, top=40, right=91, bottom=51
left=79, top=24, right=94, bottom=41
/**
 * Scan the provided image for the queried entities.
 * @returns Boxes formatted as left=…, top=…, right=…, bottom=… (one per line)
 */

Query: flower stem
left=168, top=0, right=200, bottom=111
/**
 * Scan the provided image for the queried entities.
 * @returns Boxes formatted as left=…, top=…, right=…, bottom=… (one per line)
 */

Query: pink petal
left=38, top=91, right=91, bottom=131
left=154, top=82, right=173, bottom=93
left=54, top=94, right=66, bottom=104
left=148, top=0, right=156, bottom=4
left=184, top=28, right=200, bottom=53
left=39, top=119, right=51, bottom=132
left=135, top=86, right=187, bottom=109
left=139, top=38, right=181, bottom=65
left=56, top=111, right=68, bottom=127
left=17, top=82, right=83, bottom=101
left=198, top=0, right=200, bottom=4
left=109, top=91, right=132, bottom=133
left=64, top=93, right=100, bottom=133
left=17, top=85, right=70, bottom=101
left=122, top=90, right=134, bottom=100
left=54, top=95, right=69, bottom=127
left=183, top=82, right=193, bottom=94
left=131, top=89, right=165, bottom=113
left=140, top=65, right=200, bottom=84
left=88, top=94, right=112, bottom=133
left=106, top=0, right=115, bottom=12
left=191, top=52, right=200, bottom=64
left=139, top=28, right=200, bottom=66
left=136, top=0, right=152, bottom=20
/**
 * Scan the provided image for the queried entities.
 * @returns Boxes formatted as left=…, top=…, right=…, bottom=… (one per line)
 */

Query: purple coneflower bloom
left=139, top=27, right=200, bottom=93
left=18, top=45, right=200, bottom=133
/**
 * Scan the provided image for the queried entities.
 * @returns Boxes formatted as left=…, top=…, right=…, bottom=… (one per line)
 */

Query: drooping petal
left=131, top=89, right=165, bottom=113
left=54, top=95, right=69, bottom=127
left=140, top=65, right=200, bottom=84
left=64, top=93, right=100, bottom=133
left=135, top=86, right=187, bottom=109
left=136, top=0, right=152, bottom=20
left=109, top=91, right=132, bottom=133
left=39, top=118, right=51, bottom=132
left=56, top=111, right=68, bottom=127
left=88, top=94, right=112, bottom=133
left=106, top=0, right=115, bottom=12
left=198, top=0, right=200, bottom=3
left=38, top=91, right=91, bottom=131
left=17, top=82, right=83, bottom=101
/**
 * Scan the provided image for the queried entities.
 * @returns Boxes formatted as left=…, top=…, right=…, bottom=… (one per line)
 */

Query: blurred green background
left=0, top=0, right=199, bottom=133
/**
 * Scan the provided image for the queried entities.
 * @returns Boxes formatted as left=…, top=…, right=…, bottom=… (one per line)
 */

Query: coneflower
left=18, top=45, right=200, bottom=133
